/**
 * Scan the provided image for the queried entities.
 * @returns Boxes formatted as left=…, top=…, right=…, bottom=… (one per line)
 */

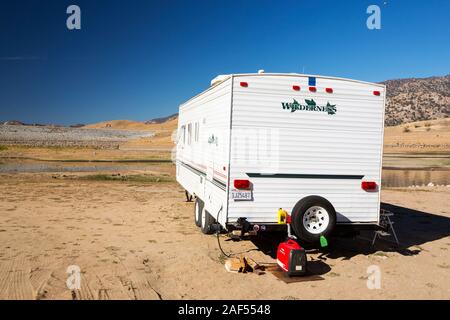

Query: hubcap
left=303, top=206, right=329, bottom=234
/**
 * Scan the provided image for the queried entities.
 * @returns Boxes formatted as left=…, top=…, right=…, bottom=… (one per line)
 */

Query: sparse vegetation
left=217, top=253, right=227, bottom=265
left=80, top=174, right=174, bottom=183
left=328, top=272, right=340, bottom=277
left=384, top=118, right=450, bottom=154
left=0, top=145, right=7, bottom=151
left=373, top=251, right=389, bottom=257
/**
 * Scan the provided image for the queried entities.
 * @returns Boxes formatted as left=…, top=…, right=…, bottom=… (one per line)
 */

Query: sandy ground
left=384, top=118, right=450, bottom=154
left=0, top=172, right=449, bottom=300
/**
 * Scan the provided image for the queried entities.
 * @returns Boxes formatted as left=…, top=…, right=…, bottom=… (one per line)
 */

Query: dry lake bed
left=0, top=170, right=449, bottom=300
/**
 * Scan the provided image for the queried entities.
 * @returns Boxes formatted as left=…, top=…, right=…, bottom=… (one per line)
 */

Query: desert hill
left=383, top=74, right=449, bottom=126
left=83, top=120, right=154, bottom=131
left=83, top=117, right=178, bottom=149
left=145, top=113, right=178, bottom=124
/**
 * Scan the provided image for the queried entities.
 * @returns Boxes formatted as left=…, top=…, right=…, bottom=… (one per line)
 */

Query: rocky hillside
left=383, top=74, right=450, bottom=126
left=145, top=113, right=178, bottom=124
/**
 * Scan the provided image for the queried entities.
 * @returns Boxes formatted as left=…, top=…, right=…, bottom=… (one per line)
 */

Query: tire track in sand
left=3, top=255, right=34, bottom=299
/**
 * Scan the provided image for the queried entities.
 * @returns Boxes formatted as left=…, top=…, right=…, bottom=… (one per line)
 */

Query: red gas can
left=277, top=239, right=307, bottom=276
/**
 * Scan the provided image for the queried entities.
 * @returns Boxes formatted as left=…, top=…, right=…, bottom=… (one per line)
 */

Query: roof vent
left=258, top=69, right=265, bottom=74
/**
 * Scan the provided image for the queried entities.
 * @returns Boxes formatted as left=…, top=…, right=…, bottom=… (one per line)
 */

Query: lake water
left=381, top=169, right=450, bottom=187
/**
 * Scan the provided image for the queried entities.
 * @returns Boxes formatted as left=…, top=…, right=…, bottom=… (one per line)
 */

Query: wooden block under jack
left=224, top=256, right=265, bottom=275
left=245, top=257, right=265, bottom=275
left=240, top=255, right=248, bottom=273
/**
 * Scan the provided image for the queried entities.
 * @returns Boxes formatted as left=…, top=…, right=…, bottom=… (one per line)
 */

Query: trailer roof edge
left=179, top=73, right=384, bottom=109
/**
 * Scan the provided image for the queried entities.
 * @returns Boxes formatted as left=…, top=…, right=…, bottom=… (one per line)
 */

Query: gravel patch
left=0, top=125, right=154, bottom=148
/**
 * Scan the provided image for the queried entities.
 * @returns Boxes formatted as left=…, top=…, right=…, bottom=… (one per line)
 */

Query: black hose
left=215, top=205, right=233, bottom=258
left=217, top=231, right=233, bottom=258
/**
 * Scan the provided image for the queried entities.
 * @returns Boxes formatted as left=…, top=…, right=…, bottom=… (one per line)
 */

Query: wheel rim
left=302, top=206, right=330, bottom=234
left=195, top=202, right=200, bottom=221
left=201, top=207, right=206, bottom=228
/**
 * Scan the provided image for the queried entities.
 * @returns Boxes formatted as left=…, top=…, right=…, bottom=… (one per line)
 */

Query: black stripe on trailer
left=211, top=179, right=226, bottom=191
left=246, top=173, right=364, bottom=180
left=179, top=161, right=227, bottom=191
left=179, top=161, right=206, bottom=177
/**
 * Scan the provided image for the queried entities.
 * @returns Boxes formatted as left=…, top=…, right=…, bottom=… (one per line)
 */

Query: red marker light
left=361, top=181, right=377, bottom=191
left=373, top=90, right=380, bottom=96
left=234, top=179, right=250, bottom=189
left=292, top=85, right=300, bottom=91
left=240, top=82, right=248, bottom=87
left=309, top=86, right=316, bottom=92
left=326, top=88, right=333, bottom=93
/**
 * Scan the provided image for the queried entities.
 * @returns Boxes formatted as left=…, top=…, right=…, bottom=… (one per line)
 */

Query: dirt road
left=0, top=173, right=449, bottom=299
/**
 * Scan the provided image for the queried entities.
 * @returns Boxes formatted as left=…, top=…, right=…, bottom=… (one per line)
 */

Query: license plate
left=231, top=190, right=252, bottom=201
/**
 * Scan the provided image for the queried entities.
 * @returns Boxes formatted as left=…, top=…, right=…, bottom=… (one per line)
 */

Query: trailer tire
left=194, top=198, right=203, bottom=227
left=291, top=196, right=336, bottom=243
left=200, top=207, right=215, bottom=235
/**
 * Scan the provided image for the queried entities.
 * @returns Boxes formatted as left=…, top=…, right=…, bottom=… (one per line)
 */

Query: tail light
left=240, top=82, right=248, bottom=87
left=292, top=85, right=300, bottom=91
left=234, top=179, right=250, bottom=189
left=309, top=86, right=316, bottom=92
left=325, top=88, right=333, bottom=93
left=361, top=181, right=377, bottom=191
left=373, top=90, right=380, bottom=96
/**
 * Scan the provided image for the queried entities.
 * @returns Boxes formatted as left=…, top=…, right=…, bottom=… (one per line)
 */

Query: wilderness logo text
left=282, top=99, right=337, bottom=115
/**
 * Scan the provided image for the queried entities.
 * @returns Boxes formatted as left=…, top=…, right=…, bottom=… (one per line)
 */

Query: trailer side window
left=181, top=125, right=186, bottom=144
left=187, top=123, right=192, bottom=145
left=194, top=122, right=199, bottom=142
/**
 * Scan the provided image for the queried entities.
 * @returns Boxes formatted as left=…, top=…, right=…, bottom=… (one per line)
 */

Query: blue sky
left=0, top=0, right=449, bottom=125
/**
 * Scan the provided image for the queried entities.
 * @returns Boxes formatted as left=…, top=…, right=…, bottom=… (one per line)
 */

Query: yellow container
left=277, top=208, right=288, bottom=224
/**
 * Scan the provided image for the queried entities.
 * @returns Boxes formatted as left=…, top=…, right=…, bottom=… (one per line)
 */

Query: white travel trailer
left=176, top=73, right=386, bottom=242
